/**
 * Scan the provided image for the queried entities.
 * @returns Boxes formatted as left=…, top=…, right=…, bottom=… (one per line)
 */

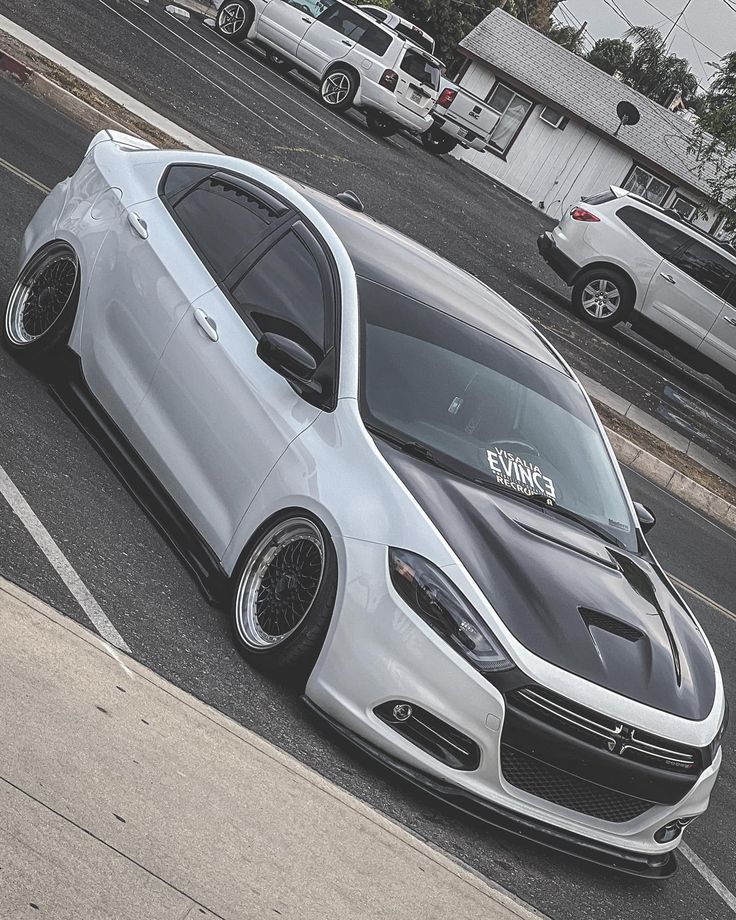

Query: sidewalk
left=0, top=577, right=541, bottom=920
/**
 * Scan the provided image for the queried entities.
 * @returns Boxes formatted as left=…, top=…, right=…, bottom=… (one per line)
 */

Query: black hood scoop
left=379, top=440, right=716, bottom=720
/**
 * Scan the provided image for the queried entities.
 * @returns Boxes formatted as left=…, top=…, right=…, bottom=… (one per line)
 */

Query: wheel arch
left=321, top=60, right=361, bottom=88
left=572, top=261, right=640, bottom=309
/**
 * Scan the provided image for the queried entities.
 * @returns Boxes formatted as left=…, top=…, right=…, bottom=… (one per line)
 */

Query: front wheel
left=215, top=1, right=253, bottom=42
left=365, top=109, right=398, bottom=137
left=3, top=241, right=80, bottom=364
left=319, top=67, right=358, bottom=112
left=571, top=268, right=634, bottom=328
left=421, top=125, right=457, bottom=155
left=231, top=512, right=338, bottom=681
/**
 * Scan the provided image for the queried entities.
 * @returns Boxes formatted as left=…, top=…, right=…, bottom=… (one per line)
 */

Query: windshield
left=400, top=49, right=440, bottom=89
left=358, top=278, right=637, bottom=550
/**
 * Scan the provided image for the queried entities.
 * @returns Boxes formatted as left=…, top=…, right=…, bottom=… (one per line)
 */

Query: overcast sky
left=556, top=0, right=736, bottom=87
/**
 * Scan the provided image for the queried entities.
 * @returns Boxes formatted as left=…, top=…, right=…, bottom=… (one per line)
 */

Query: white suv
left=216, top=0, right=440, bottom=136
left=539, top=188, right=736, bottom=383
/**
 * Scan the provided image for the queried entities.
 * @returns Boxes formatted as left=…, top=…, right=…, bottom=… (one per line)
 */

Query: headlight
left=389, top=548, right=514, bottom=674
left=709, top=699, right=729, bottom=762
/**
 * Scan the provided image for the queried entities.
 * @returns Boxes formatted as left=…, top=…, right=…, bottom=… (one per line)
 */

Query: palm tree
left=623, top=26, right=699, bottom=107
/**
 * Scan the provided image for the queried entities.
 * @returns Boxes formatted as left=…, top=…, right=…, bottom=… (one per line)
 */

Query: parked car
left=539, top=188, right=736, bottom=387
left=422, top=76, right=500, bottom=155
left=358, top=4, right=435, bottom=54
left=215, top=0, right=440, bottom=136
left=5, top=130, right=725, bottom=878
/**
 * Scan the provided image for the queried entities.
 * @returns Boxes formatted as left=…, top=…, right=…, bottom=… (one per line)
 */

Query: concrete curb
left=1, top=20, right=734, bottom=536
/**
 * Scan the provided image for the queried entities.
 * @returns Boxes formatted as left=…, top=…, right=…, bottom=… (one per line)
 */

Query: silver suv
left=216, top=0, right=441, bottom=136
left=539, top=188, right=736, bottom=383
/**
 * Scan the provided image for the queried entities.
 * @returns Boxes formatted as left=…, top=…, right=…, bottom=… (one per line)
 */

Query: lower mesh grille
left=500, top=745, right=653, bottom=822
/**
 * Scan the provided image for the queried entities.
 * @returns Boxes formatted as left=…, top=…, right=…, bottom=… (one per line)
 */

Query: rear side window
left=162, top=165, right=213, bottom=200
left=670, top=241, right=735, bottom=297
left=395, top=23, right=433, bottom=53
left=400, top=49, right=440, bottom=89
left=317, top=4, right=371, bottom=41
left=617, top=206, right=690, bottom=258
left=357, top=25, right=392, bottom=55
left=230, top=223, right=333, bottom=351
left=172, top=175, right=286, bottom=278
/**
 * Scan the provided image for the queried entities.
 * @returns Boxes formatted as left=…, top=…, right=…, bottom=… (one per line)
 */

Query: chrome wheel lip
left=235, top=518, right=325, bottom=650
left=321, top=72, right=351, bottom=105
left=5, top=244, right=78, bottom=346
left=218, top=2, right=247, bottom=34
left=581, top=279, right=621, bottom=319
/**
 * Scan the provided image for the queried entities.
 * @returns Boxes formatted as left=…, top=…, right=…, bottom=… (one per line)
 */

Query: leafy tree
left=547, top=22, right=584, bottom=54
left=586, top=37, right=632, bottom=75
left=623, top=26, right=699, bottom=107
left=690, top=52, right=736, bottom=219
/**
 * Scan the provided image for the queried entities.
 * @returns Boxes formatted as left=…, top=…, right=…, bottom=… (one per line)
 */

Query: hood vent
left=580, top=608, right=644, bottom=643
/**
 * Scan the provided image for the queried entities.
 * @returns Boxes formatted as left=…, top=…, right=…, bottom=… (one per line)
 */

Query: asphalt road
left=1, top=74, right=736, bottom=919
left=1, top=0, right=736, bottom=473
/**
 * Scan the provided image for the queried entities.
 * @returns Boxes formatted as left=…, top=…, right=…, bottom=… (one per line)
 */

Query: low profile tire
left=319, top=67, right=358, bottom=112
left=365, top=109, right=399, bottom=137
left=571, top=267, right=634, bottom=328
left=421, top=125, right=457, bottom=155
left=2, top=241, right=80, bottom=365
left=265, top=49, right=293, bottom=74
left=215, top=1, right=253, bottom=42
left=231, top=512, right=338, bottom=681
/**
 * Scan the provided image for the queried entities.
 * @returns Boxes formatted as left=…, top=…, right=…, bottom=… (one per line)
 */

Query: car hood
left=379, top=442, right=716, bottom=720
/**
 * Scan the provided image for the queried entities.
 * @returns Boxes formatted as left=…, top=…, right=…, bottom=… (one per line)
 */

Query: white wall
left=454, top=61, right=719, bottom=228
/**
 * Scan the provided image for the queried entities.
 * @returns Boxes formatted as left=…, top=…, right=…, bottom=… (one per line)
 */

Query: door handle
left=341, top=38, right=352, bottom=45
left=301, top=15, right=312, bottom=21
left=194, top=308, right=218, bottom=342
left=127, top=211, right=148, bottom=239
left=660, top=273, right=676, bottom=284
left=724, top=315, right=736, bottom=328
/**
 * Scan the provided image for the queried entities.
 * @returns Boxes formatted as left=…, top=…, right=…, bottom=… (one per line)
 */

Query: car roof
left=285, top=181, right=568, bottom=372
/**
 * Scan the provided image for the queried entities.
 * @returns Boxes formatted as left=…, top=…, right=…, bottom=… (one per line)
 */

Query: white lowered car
left=5, top=132, right=726, bottom=878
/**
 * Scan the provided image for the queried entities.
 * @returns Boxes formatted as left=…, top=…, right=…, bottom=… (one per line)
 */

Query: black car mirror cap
left=257, top=332, right=323, bottom=396
left=633, top=501, right=656, bottom=534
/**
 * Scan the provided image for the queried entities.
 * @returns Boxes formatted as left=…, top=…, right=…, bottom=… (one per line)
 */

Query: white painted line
left=0, top=156, right=49, bottom=194
left=0, top=464, right=130, bottom=651
left=680, top=843, right=736, bottom=915
left=0, top=12, right=220, bottom=153
left=669, top=575, right=736, bottom=623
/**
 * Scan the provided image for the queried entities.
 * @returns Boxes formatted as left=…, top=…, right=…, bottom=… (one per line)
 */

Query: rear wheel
left=265, top=49, right=293, bottom=73
left=319, top=67, right=358, bottom=112
left=421, top=125, right=457, bottom=155
left=231, top=512, right=337, bottom=681
left=365, top=109, right=399, bottom=137
left=215, top=1, right=253, bottom=41
left=3, top=241, right=80, bottom=364
left=571, top=268, right=634, bottom=328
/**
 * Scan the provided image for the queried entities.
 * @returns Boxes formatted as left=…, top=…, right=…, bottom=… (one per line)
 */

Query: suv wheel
left=421, top=125, right=457, bottom=155
left=365, top=110, right=398, bottom=137
left=215, top=2, right=253, bottom=42
left=319, top=67, right=358, bottom=112
left=572, top=268, right=634, bottom=328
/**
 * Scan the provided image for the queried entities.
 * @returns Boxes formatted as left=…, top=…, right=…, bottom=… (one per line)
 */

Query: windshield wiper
left=472, top=477, right=625, bottom=548
left=366, top=426, right=459, bottom=475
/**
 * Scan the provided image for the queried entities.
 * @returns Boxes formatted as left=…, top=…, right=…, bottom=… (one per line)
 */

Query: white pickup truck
left=422, top=77, right=500, bottom=155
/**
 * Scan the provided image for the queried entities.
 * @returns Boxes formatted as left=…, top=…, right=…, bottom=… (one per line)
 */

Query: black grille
left=580, top=609, right=643, bottom=642
left=500, top=745, right=653, bottom=822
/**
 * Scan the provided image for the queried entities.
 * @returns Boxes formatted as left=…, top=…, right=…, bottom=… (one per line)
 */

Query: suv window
left=395, top=23, right=433, bottom=53
left=617, top=206, right=690, bottom=257
left=231, top=223, right=333, bottom=351
left=400, top=48, right=440, bottom=89
left=285, top=0, right=332, bottom=15
left=357, top=25, right=392, bottom=55
left=172, top=174, right=286, bottom=278
left=670, top=241, right=736, bottom=297
left=317, top=3, right=371, bottom=41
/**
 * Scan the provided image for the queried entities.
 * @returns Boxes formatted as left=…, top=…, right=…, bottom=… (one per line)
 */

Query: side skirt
left=49, top=351, right=229, bottom=605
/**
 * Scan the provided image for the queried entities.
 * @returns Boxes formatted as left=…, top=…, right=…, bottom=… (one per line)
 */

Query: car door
left=256, top=0, right=331, bottom=58
left=698, top=279, right=736, bottom=374
left=296, top=2, right=370, bottom=74
left=132, top=220, right=338, bottom=558
left=641, top=239, right=732, bottom=348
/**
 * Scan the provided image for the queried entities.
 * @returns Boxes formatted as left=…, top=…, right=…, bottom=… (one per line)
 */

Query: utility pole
left=663, top=0, right=695, bottom=47
left=572, top=19, right=588, bottom=46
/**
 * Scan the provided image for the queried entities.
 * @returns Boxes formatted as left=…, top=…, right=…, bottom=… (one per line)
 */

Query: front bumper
left=306, top=538, right=721, bottom=875
left=537, top=231, right=581, bottom=285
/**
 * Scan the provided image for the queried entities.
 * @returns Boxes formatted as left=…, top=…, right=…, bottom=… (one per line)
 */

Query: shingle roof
left=459, top=9, right=719, bottom=199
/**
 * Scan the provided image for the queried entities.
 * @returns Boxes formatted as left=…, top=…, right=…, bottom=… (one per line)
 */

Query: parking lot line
left=96, top=0, right=286, bottom=136
left=669, top=575, right=736, bottom=624
left=0, top=155, right=49, bottom=194
left=681, top=844, right=736, bottom=915
left=0, top=463, right=129, bottom=651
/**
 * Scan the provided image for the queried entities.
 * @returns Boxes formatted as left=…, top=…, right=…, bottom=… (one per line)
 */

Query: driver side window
left=283, top=0, right=333, bottom=16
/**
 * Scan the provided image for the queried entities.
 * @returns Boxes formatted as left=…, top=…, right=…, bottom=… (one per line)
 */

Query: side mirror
left=257, top=332, right=321, bottom=394
left=633, top=502, right=656, bottom=534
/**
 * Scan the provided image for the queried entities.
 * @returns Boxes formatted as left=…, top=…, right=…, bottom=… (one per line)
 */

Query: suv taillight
left=570, top=207, right=600, bottom=222
left=438, top=88, right=457, bottom=108
left=379, top=69, right=398, bottom=91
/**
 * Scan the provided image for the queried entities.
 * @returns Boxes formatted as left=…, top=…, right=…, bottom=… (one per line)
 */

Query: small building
left=453, top=9, right=729, bottom=235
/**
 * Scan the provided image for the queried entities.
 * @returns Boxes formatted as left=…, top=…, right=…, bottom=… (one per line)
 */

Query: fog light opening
left=655, top=816, right=697, bottom=844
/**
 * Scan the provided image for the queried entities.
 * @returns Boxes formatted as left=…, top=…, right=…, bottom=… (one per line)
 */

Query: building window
left=670, top=194, right=697, bottom=221
left=622, top=164, right=672, bottom=205
left=486, top=81, right=533, bottom=154
left=712, top=215, right=736, bottom=242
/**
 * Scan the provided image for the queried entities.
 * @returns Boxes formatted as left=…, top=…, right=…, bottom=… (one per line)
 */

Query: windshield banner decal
left=486, top=448, right=556, bottom=502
